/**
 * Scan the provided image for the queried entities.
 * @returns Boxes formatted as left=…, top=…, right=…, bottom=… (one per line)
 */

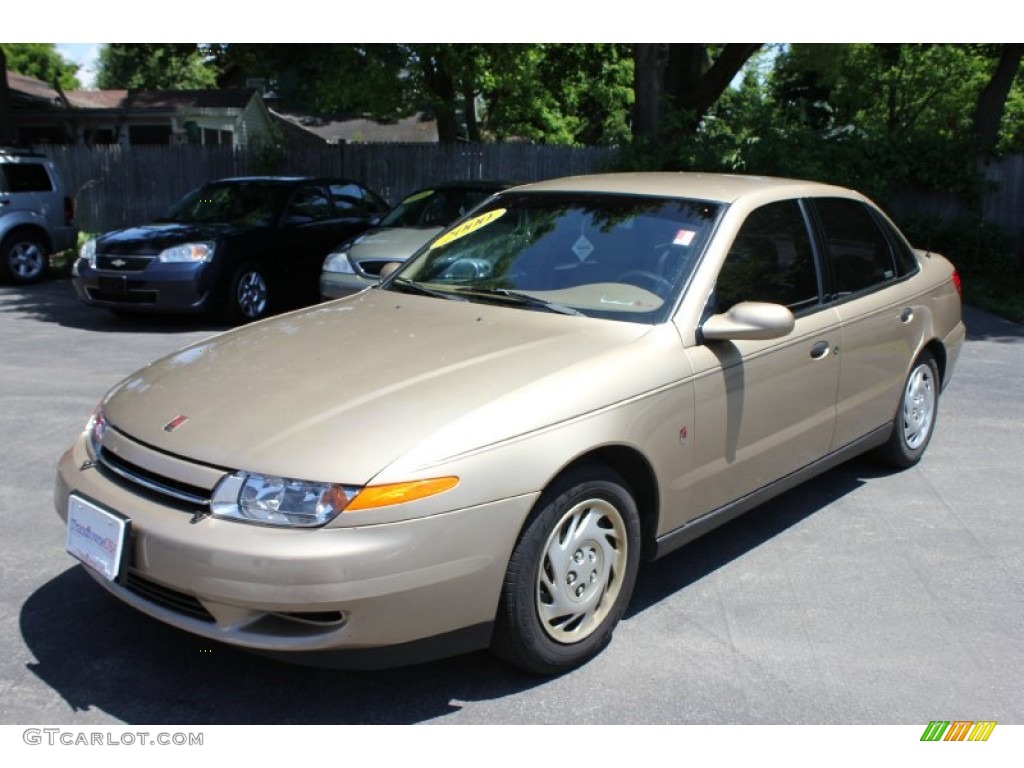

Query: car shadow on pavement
left=20, top=567, right=543, bottom=725
left=21, top=458, right=890, bottom=725
left=627, top=457, right=882, bottom=616
left=0, top=279, right=230, bottom=335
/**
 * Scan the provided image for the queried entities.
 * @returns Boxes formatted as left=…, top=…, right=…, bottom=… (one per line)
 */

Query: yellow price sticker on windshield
left=430, top=208, right=506, bottom=249
left=401, top=189, right=434, bottom=204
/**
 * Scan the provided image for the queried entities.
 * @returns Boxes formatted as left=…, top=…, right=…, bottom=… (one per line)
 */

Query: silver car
left=56, top=173, right=964, bottom=673
left=319, top=180, right=510, bottom=299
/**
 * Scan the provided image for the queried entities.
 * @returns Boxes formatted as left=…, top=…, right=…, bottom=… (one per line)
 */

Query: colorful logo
left=920, top=721, right=997, bottom=742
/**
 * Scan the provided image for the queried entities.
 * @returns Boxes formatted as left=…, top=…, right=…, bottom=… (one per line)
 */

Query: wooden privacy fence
left=47, top=143, right=620, bottom=234
left=44, top=144, right=1024, bottom=245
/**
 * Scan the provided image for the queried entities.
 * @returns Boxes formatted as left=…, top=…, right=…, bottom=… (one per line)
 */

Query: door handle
left=901, top=308, right=914, bottom=323
left=810, top=340, right=830, bottom=359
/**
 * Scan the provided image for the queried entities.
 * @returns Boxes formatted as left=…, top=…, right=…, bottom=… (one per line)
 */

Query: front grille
left=96, top=447, right=211, bottom=511
left=97, top=254, right=154, bottom=271
left=124, top=571, right=216, bottom=623
left=86, top=287, right=158, bottom=304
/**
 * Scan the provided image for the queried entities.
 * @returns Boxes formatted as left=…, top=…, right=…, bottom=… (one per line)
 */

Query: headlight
left=210, top=472, right=460, bottom=527
left=86, top=406, right=107, bottom=458
left=211, top=472, right=359, bottom=527
left=322, top=251, right=355, bottom=274
left=79, top=238, right=97, bottom=268
left=158, top=242, right=215, bottom=263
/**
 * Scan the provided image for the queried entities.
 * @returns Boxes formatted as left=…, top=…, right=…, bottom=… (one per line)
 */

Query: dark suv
left=73, top=176, right=388, bottom=322
left=0, top=147, right=78, bottom=284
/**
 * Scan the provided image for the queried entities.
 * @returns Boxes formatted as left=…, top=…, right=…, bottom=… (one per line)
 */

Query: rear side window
left=288, top=185, right=333, bottom=222
left=814, top=198, right=898, bottom=296
left=329, top=183, right=387, bottom=216
left=1, top=163, right=54, bottom=193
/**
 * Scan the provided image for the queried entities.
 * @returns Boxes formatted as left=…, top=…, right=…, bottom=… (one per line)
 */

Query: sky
left=55, top=43, right=101, bottom=88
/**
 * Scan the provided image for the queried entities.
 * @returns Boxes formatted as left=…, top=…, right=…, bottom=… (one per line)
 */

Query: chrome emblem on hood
left=111, top=258, right=127, bottom=267
left=163, top=415, right=190, bottom=432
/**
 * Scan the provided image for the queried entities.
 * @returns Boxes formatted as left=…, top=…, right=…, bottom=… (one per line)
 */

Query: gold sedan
left=56, top=173, right=965, bottom=673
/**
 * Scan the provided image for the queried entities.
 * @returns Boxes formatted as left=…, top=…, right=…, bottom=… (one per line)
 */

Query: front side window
left=393, top=191, right=721, bottom=324
left=814, top=197, right=899, bottom=297
left=715, top=200, right=821, bottom=314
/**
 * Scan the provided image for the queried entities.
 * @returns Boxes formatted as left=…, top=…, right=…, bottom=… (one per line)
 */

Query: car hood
left=96, top=222, right=242, bottom=254
left=347, top=226, right=443, bottom=261
left=101, top=290, right=677, bottom=484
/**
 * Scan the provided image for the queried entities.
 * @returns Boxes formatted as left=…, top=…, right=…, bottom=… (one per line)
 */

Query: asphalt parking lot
left=1, top=278, right=1022, bottom=725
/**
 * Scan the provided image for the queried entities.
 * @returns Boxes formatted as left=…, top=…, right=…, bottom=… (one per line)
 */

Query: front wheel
left=876, top=352, right=940, bottom=468
left=491, top=465, right=641, bottom=674
left=223, top=263, right=270, bottom=324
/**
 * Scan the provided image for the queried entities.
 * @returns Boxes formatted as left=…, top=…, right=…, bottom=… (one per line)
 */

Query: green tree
left=210, top=43, right=634, bottom=146
left=484, top=44, right=633, bottom=145
left=96, top=44, right=216, bottom=90
left=632, top=43, right=761, bottom=145
left=1, top=43, right=80, bottom=89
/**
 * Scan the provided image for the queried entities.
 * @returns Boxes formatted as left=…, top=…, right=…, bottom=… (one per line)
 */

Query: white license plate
left=66, top=495, right=129, bottom=581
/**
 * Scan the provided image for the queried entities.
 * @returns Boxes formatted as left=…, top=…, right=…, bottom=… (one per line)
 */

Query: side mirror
left=378, top=262, right=402, bottom=281
left=701, top=301, right=795, bottom=341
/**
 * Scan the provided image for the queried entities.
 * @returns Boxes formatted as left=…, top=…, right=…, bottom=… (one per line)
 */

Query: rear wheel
left=223, top=263, right=270, bottom=323
left=876, top=352, right=940, bottom=468
left=491, top=465, right=641, bottom=674
left=1, top=231, right=48, bottom=284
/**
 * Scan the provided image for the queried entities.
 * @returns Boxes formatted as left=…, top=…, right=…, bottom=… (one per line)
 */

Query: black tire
left=491, top=465, right=641, bottom=675
left=875, top=352, right=940, bottom=468
left=1, top=231, right=49, bottom=285
left=222, top=263, right=270, bottom=324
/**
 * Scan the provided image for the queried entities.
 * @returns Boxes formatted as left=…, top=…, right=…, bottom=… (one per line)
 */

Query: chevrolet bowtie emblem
left=163, top=415, right=190, bottom=432
left=111, top=258, right=126, bottom=267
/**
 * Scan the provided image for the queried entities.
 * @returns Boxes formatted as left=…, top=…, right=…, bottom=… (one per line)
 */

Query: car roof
left=512, top=172, right=864, bottom=205
left=411, top=180, right=514, bottom=192
left=208, top=176, right=361, bottom=185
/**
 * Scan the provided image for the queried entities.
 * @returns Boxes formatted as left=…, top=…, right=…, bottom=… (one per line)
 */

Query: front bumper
left=55, top=434, right=534, bottom=665
left=72, top=258, right=216, bottom=313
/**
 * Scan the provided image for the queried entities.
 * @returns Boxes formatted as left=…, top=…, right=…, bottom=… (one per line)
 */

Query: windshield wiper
left=454, top=287, right=584, bottom=316
left=387, top=278, right=467, bottom=301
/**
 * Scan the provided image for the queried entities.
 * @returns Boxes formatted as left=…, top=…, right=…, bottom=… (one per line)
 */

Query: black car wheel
left=224, top=264, right=270, bottom=323
left=1, top=231, right=48, bottom=285
left=491, top=465, right=641, bottom=674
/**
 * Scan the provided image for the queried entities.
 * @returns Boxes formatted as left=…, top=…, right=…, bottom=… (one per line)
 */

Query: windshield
left=163, top=182, right=285, bottom=226
left=391, top=191, right=721, bottom=324
left=379, top=187, right=497, bottom=229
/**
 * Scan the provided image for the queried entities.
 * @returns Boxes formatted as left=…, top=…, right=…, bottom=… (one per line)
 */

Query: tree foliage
left=210, top=43, right=634, bottom=146
left=1, top=43, right=80, bottom=89
left=96, top=44, right=217, bottom=90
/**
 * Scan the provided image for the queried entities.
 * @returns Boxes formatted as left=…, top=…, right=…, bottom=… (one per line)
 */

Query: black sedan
left=73, top=176, right=389, bottom=322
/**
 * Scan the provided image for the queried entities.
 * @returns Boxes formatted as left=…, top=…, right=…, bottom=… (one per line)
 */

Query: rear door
left=809, top=197, right=925, bottom=449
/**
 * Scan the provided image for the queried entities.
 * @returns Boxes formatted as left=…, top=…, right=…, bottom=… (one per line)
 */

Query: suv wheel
left=1, top=231, right=48, bottom=285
